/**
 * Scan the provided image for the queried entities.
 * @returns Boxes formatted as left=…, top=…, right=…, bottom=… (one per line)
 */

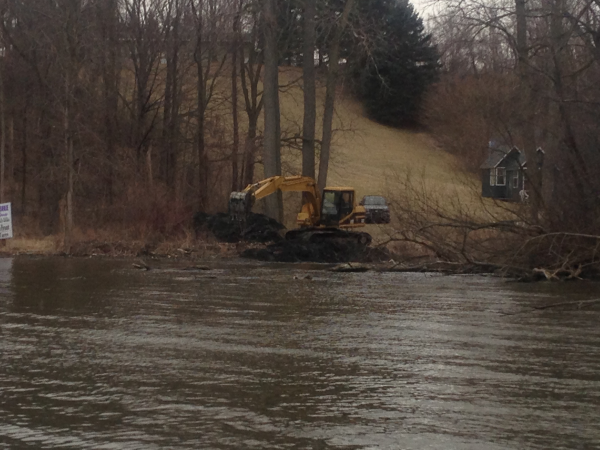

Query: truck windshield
left=365, top=196, right=386, bottom=206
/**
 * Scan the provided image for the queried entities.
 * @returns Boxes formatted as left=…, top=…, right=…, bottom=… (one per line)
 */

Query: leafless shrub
left=385, top=171, right=600, bottom=279
left=422, top=73, right=525, bottom=173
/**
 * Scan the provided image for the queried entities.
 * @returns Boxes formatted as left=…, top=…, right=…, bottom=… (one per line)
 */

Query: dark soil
left=194, top=211, right=389, bottom=263
left=193, top=212, right=285, bottom=243
left=241, top=240, right=391, bottom=263
left=241, top=238, right=360, bottom=263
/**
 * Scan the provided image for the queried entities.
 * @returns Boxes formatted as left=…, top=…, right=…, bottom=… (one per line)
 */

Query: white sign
left=0, top=202, right=13, bottom=239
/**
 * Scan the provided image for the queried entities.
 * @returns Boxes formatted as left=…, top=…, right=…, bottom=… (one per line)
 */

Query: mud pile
left=194, top=211, right=389, bottom=263
left=193, top=212, right=285, bottom=243
left=240, top=238, right=371, bottom=263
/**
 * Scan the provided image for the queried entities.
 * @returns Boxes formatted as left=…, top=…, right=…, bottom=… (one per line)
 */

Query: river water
left=0, top=257, right=599, bottom=449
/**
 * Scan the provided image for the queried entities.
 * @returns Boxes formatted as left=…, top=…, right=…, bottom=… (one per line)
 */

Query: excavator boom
left=229, top=175, right=369, bottom=244
left=229, top=176, right=321, bottom=226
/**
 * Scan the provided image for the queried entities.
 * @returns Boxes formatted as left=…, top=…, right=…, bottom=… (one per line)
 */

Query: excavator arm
left=229, top=176, right=321, bottom=226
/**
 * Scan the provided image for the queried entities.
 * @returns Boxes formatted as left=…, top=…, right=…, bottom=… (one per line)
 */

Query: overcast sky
left=411, top=0, right=437, bottom=19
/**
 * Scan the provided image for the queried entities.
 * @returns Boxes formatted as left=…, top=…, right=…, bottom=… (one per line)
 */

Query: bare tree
left=239, top=0, right=264, bottom=187
left=160, top=0, right=185, bottom=191
left=95, top=0, right=121, bottom=205
left=0, top=52, right=5, bottom=207
left=301, top=0, right=316, bottom=179
left=262, top=0, right=283, bottom=220
left=122, top=0, right=163, bottom=171
left=317, top=0, right=355, bottom=193
left=231, top=0, right=241, bottom=191
left=190, top=0, right=228, bottom=211
left=58, top=0, right=87, bottom=251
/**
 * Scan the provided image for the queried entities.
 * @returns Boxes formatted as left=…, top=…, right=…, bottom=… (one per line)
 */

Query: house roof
left=480, top=146, right=527, bottom=169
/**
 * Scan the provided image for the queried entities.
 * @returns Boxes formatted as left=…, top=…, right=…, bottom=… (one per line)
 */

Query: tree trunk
left=301, top=0, right=316, bottom=179
left=146, top=145, right=153, bottom=187
left=8, top=116, right=13, bottom=194
left=197, top=104, right=207, bottom=211
left=161, top=2, right=181, bottom=190
left=64, top=74, right=74, bottom=252
left=191, top=0, right=228, bottom=211
left=547, top=0, right=588, bottom=207
left=317, top=0, right=355, bottom=193
left=231, top=2, right=241, bottom=191
left=242, top=112, right=259, bottom=187
left=515, top=0, right=542, bottom=221
left=239, top=6, right=264, bottom=188
left=0, top=63, right=5, bottom=205
left=100, top=0, right=119, bottom=205
left=20, top=113, right=26, bottom=214
left=262, top=0, right=283, bottom=222
left=0, top=61, right=6, bottom=247
left=162, top=36, right=174, bottom=186
left=194, top=11, right=208, bottom=212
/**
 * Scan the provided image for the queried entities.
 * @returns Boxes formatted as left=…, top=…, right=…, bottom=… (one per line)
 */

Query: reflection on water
left=1, top=257, right=599, bottom=449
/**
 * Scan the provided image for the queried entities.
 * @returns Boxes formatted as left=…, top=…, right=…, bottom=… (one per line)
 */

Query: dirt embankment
left=0, top=213, right=388, bottom=263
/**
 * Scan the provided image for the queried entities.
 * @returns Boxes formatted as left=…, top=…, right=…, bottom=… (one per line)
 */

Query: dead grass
left=274, top=67, right=487, bottom=239
left=0, top=237, right=58, bottom=254
left=276, top=67, right=479, bottom=198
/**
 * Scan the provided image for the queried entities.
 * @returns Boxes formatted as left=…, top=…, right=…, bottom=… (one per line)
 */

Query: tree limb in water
left=501, top=299, right=600, bottom=315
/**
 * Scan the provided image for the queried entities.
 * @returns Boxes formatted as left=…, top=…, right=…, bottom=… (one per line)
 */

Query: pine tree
left=352, top=0, right=439, bottom=126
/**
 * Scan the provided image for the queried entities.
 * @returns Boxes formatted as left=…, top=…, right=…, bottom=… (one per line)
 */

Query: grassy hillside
left=275, top=68, right=480, bottom=237
left=277, top=68, right=472, bottom=193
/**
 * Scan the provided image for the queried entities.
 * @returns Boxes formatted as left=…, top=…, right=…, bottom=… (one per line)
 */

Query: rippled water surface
left=1, top=257, right=600, bottom=449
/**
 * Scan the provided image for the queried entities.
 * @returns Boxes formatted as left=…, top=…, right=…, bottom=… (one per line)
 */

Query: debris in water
left=241, top=238, right=368, bottom=263
left=182, top=265, right=211, bottom=271
left=132, top=261, right=151, bottom=271
left=330, top=262, right=371, bottom=272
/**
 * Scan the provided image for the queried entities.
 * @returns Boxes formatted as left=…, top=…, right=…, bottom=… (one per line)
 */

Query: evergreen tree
left=269, top=0, right=439, bottom=126
left=352, top=0, right=439, bottom=126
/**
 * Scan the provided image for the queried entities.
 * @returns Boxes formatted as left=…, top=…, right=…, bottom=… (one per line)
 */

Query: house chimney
left=536, top=147, right=545, bottom=170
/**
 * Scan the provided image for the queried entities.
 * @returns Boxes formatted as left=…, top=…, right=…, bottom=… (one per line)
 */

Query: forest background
left=0, top=0, right=599, bottom=277
left=0, top=0, right=437, bottom=248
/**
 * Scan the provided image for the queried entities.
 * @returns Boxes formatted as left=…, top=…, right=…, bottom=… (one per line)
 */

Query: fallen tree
left=383, top=172, right=600, bottom=281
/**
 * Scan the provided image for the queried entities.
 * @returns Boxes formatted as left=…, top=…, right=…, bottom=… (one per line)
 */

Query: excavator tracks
left=285, top=227, right=372, bottom=246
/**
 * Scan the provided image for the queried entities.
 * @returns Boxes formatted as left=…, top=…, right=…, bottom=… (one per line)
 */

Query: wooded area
left=0, top=0, right=436, bottom=250
left=426, top=0, right=600, bottom=228
left=392, top=0, right=600, bottom=279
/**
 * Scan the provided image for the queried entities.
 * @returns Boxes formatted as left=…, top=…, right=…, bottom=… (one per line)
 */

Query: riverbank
left=3, top=234, right=599, bottom=282
left=0, top=235, right=243, bottom=259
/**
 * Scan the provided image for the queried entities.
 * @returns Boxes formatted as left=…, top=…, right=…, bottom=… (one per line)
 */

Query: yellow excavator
left=229, top=175, right=372, bottom=245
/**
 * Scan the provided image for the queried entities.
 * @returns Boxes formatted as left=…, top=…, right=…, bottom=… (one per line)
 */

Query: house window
left=512, top=172, right=519, bottom=188
left=490, top=170, right=496, bottom=186
left=496, top=168, right=506, bottom=186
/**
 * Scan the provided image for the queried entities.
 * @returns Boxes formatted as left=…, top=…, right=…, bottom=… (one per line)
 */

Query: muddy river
left=0, top=257, right=599, bottom=449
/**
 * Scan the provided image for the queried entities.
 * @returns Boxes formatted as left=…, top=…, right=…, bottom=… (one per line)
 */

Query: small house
left=480, top=146, right=527, bottom=201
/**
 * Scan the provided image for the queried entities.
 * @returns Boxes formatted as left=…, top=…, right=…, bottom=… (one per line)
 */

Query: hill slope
left=277, top=68, right=477, bottom=207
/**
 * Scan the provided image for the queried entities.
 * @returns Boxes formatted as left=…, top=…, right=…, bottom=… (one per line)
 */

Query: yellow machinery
left=229, top=176, right=372, bottom=244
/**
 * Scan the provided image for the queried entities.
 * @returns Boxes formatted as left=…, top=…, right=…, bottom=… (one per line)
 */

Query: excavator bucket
left=229, top=191, right=254, bottom=221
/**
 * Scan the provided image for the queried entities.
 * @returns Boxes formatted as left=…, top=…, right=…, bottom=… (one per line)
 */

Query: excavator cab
left=320, top=188, right=355, bottom=226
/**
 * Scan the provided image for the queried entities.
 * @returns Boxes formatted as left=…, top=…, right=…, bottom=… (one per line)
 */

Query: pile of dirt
left=193, top=212, right=285, bottom=243
left=194, top=211, right=390, bottom=263
left=241, top=239, right=391, bottom=263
